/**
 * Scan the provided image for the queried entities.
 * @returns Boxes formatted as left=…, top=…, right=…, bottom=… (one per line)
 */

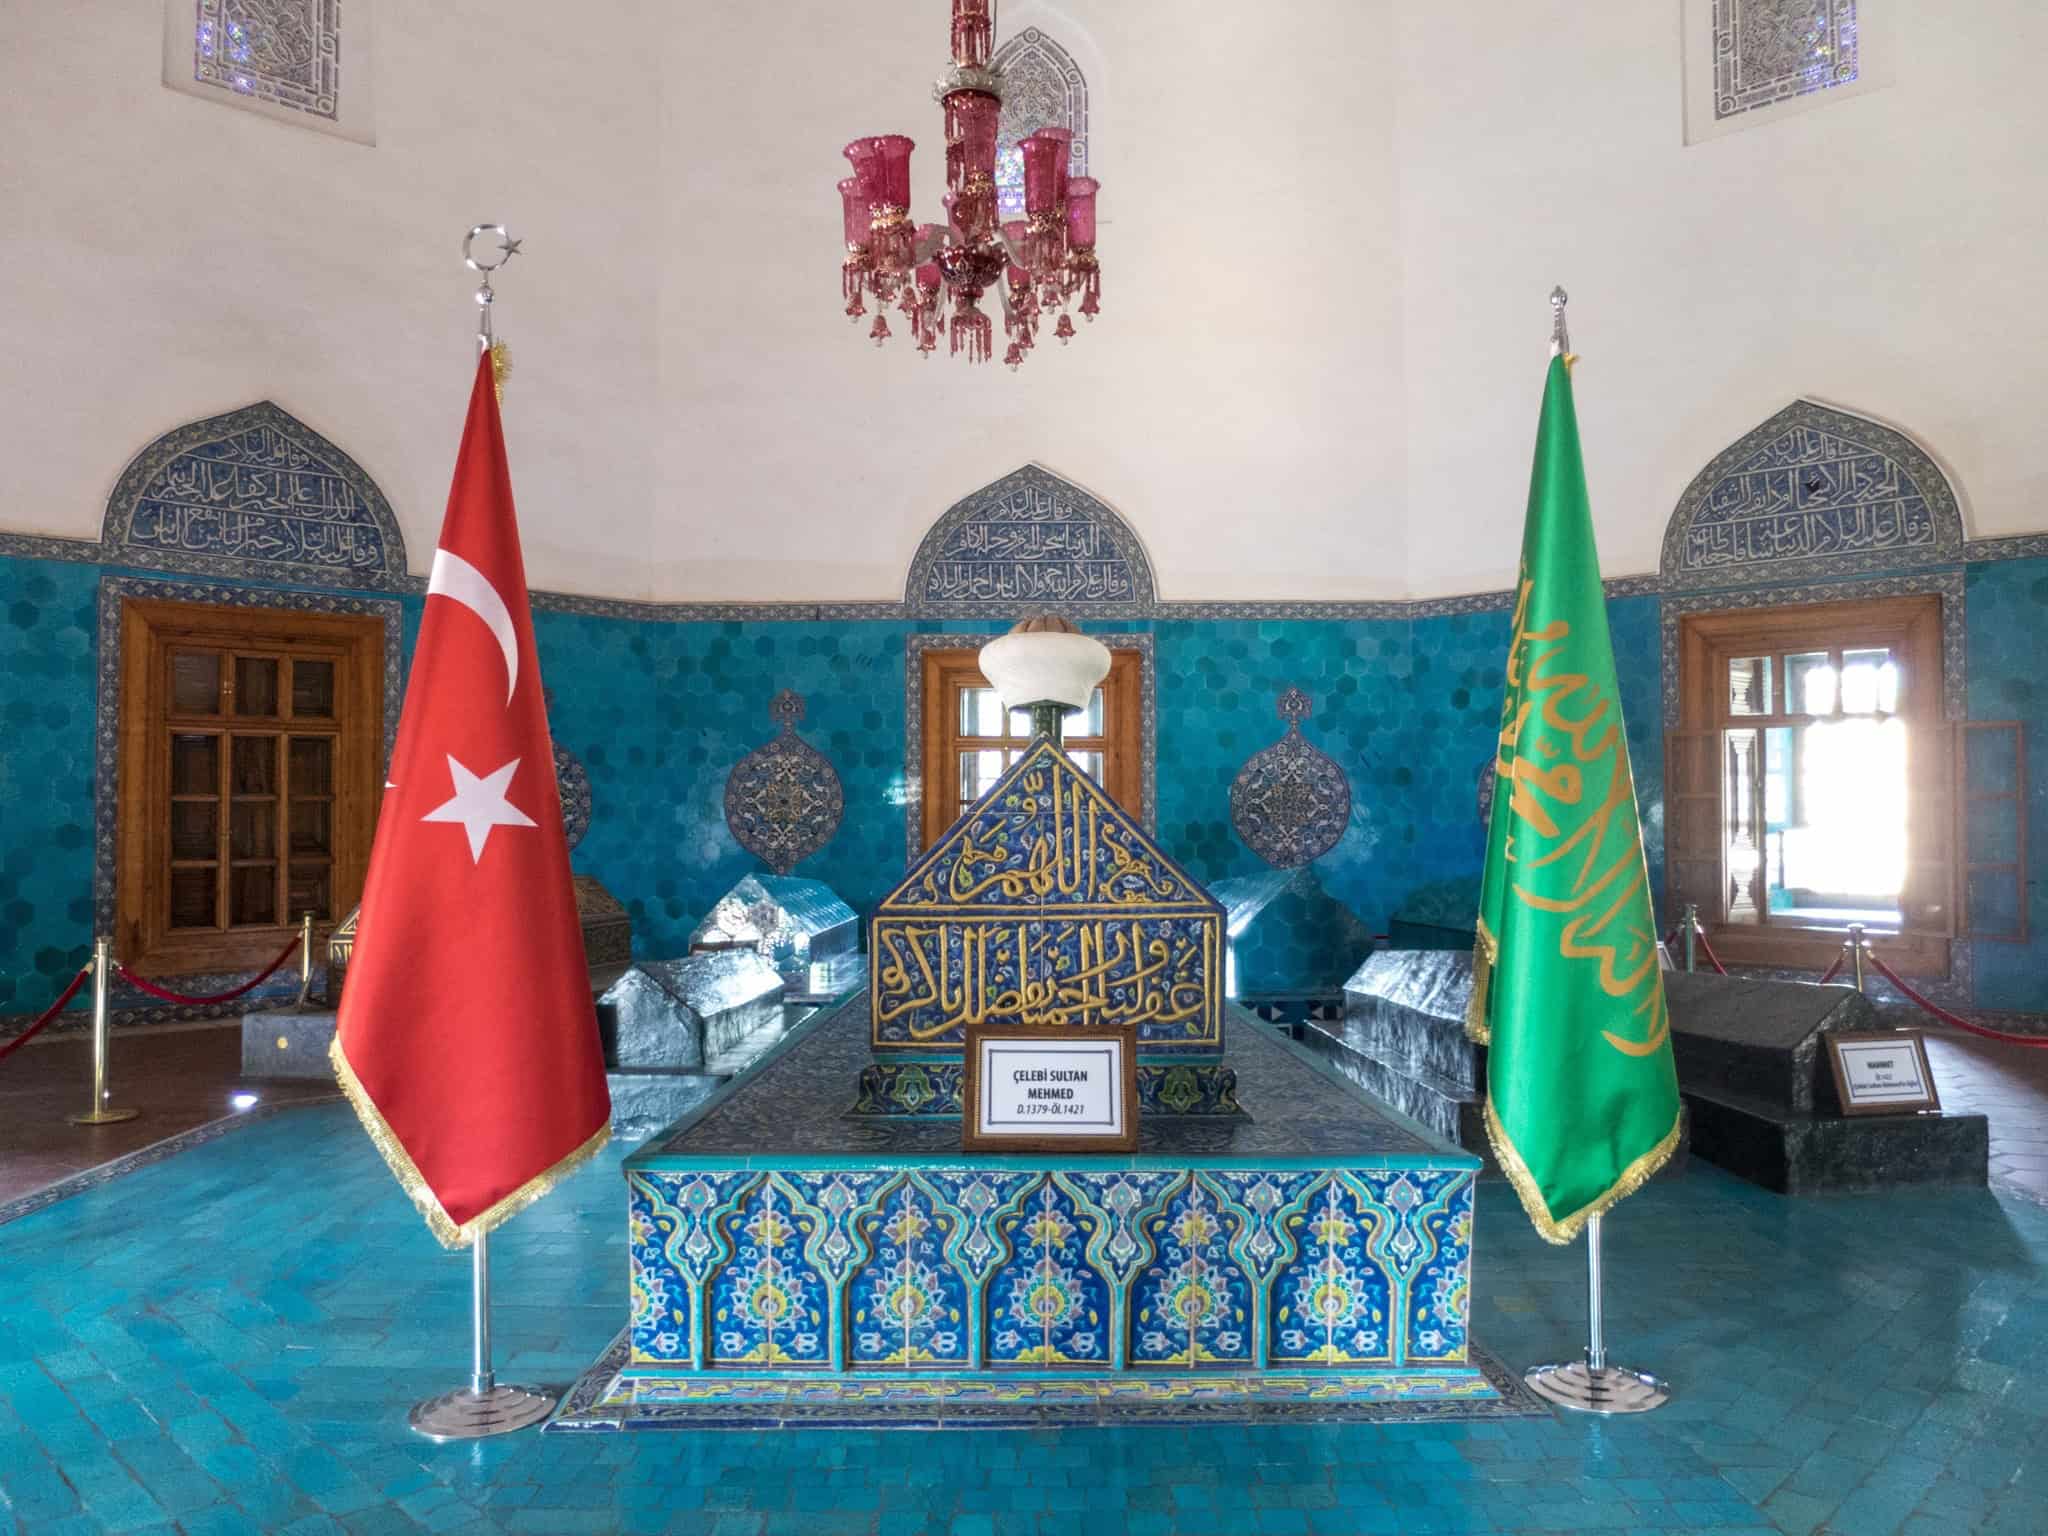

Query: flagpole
left=1518, top=285, right=1672, bottom=1417
left=407, top=225, right=553, bottom=1442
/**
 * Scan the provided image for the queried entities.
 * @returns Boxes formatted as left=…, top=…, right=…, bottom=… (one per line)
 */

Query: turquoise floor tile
left=3, top=1104, right=2048, bottom=1534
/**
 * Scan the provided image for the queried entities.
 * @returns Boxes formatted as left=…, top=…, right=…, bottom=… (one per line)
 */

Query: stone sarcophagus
left=1214, top=866, right=1376, bottom=1006
left=688, top=874, right=858, bottom=992
left=599, top=951, right=787, bottom=1074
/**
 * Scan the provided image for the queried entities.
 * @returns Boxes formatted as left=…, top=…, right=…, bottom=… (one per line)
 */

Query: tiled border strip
left=1, top=526, right=2034, bottom=623
left=545, top=1328, right=1549, bottom=1431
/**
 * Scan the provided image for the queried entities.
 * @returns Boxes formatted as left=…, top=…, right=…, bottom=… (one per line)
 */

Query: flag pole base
left=1522, top=1360, right=1671, bottom=1414
left=407, top=1384, right=555, bottom=1441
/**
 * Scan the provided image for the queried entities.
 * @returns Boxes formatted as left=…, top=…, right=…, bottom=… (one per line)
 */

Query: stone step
left=1682, top=1086, right=1986, bottom=1194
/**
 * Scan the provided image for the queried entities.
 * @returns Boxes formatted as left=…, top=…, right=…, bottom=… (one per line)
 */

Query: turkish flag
left=333, top=353, right=610, bottom=1247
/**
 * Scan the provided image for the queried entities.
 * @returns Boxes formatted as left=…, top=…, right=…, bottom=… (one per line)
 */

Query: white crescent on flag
left=427, top=547, right=519, bottom=706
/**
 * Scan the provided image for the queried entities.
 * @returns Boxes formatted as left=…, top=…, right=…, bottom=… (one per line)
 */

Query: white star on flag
left=421, top=755, right=537, bottom=863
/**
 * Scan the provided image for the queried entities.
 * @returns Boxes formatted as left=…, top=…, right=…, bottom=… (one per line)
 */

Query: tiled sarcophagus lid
left=687, top=874, right=857, bottom=987
left=871, top=737, right=1224, bottom=1057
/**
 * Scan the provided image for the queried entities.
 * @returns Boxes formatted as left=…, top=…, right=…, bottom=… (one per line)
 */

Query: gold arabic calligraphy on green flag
left=1467, top=354, right=1681, bottom=1245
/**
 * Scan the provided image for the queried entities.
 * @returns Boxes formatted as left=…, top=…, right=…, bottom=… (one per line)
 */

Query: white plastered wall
left=1392, top=0, right=2048, bottom=597
left=3, top=3, right=2044, bottom=603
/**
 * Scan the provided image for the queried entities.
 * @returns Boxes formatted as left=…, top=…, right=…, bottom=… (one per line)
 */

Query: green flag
left=1469, top=354, right=1681, bottom=1245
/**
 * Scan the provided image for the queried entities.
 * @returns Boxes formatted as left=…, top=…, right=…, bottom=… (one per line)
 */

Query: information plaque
left=961, top=1023, right=1138, bottom=1152
left=1827, top=1030, right=1941, bottom=1116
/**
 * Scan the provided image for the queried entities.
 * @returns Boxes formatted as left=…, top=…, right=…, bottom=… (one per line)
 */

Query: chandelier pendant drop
left=836, top=0, right=1101, bottom=369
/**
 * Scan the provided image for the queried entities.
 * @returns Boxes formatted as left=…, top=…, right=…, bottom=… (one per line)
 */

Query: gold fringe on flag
left=329, top=1035, right=609, bottom=1250
left=1480, top=1089, right=1682, bottom=1247
left=1465, top=916, right=1497, bottom=1046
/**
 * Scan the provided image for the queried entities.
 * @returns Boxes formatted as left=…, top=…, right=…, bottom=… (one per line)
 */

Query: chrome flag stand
left=408, top=225, right=553, bottom=1441
left=1522, top=1212, right=1672, bottom=1413
left=409, top=1229, right=554, bottom=1439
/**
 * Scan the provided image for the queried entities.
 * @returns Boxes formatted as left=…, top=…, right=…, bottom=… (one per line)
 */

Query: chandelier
left=836, top=0, right=1101, bottom=369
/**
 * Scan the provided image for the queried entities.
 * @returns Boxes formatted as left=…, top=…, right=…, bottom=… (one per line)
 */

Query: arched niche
left=904, top=464, right=1156, bottom=618
left=1661, top=400, right=1963, bottom=591
left=103, top=401, right=406, bottom=587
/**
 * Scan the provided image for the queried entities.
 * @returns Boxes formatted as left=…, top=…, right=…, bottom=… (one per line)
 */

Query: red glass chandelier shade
left=835, top=0, right=1101, bottom=369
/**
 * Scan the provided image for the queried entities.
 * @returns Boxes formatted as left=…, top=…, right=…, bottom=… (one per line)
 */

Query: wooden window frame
left=1668, top=594, right=1952, bottom=977
left=117, top=598, right=382, bottom=976
left=919, top=648, right=1143, bottom=850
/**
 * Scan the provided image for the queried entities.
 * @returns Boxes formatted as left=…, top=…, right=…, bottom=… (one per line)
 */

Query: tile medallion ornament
left=543, top=695, right=593, bottom=850
left=904, top=465, right=1156, bottom=618
left=1711, top=0, right=1858, bottom=121
left=193, top=1, right=342, bottom=121
left=553, top=743, right=592, bottom=851
left=871, top=737, right=1224, bottom=1057
left=1129, top=1175, right=1255, bottom=1367
left=848, top=1178, right=971, bottom=1369
left=1231, top=687, right=1352, bottom=870
left=103, top=401, right=405, bottom=587
left=1268, top=1174, right=1392, bottom=1366
left=724, top=691, right=844, bottom=875
left=704, top=1176, right=835, bottom=1368
left=1661, top=400, right=1960, bottom=591
left=985, top=1177, right=1113, bottom=1367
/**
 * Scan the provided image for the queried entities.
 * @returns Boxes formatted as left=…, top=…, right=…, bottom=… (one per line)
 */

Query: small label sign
left=1828, top=1030, right=1941, bottom=1116
left=962, top=1025, right=1137, bottom=1151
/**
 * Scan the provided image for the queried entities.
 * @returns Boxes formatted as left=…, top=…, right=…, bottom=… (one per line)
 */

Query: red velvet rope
left=0, top=963, right=93, bottom=1062
left=1864, top=949, right=2048, bottom=1048
left=112, top=935, right=300, bottom=1007
left=1661, top=921, right=1730, bottom=976
left=1689, top=923, right=1730, bottom=977
left=1817, top=951, right=1847, bottom=986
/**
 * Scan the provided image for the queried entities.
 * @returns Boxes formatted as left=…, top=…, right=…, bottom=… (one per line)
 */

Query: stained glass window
left=991, top=28, right=1088, bottom=222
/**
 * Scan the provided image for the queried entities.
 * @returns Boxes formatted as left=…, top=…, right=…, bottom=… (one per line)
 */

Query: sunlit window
left=918, top=646, right=1141, bottom=851
left=957, top=683, right=1106, bottom=800
left=1733, top=646, right=1906, bottom=927
left=1673, top=594, right=1957, bottom=971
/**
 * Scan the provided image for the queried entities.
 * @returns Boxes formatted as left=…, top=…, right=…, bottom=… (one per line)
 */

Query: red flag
left=332, top=353, right=609, bottom=1247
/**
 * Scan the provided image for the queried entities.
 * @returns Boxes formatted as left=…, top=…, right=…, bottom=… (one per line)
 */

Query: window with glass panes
left=116, top=599, right=383, bottom=975
left=1668, top=595, right=1961, bottom=976
left=919, top=647, right=1142, bottom=850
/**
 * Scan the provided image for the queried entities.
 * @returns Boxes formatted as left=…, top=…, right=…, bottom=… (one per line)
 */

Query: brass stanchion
left=68, top=936, right=138, bottom=1126
left=1847, top=922, right=1868, bottom=994
left=293, top=911, right=314, bottom=1009
left=1682, top=903, right=1698, bottom=974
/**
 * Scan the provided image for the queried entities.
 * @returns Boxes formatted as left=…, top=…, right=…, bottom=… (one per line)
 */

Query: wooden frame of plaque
left=961, top=1022, right=1139, bottom=1153
left=1826, top=1029, right=1942, bottom=1117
